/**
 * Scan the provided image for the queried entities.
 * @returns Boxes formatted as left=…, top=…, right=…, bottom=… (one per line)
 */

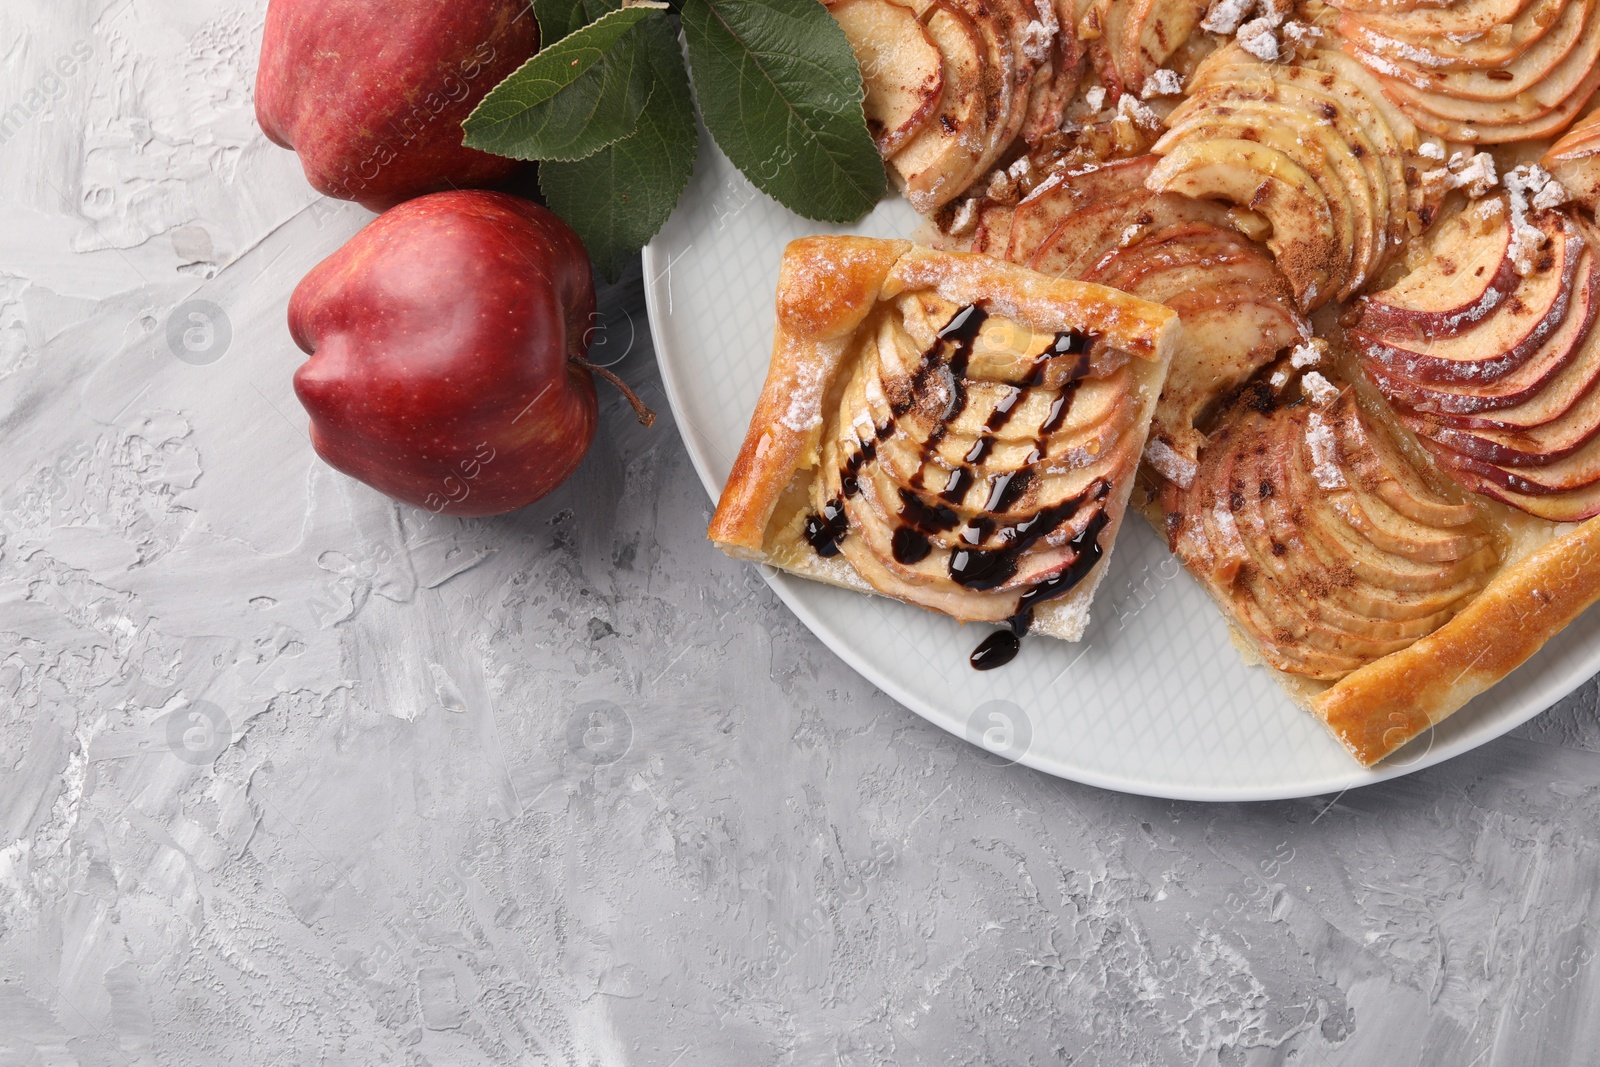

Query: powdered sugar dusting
left=780, top=347, right=830, bottom=432
left=1142, top=69, right=1184, bottom=99
left=1237, top=15, right=1283, bottom=61
left=1145, top=438, right=1198, bottom=488
left=1202, top=0, right=1253, bottom=35
left=1301, top=371, right=1339, bottom=407
left=1212, top=500, right=1249, bottom=560
left=1443, top=151, right=1498, bottom=199
left=1115, top=93, right=1161, bottom=130
left=1305, top=411, right=1346, bottom=489
left=1289, top=340, right=1325, bottom=369
left=1504, top=164, right=1568, bottom=275
left=1021, top=0, right=1059, bottom=64
left=1202, top=0, right=1309, bottom=61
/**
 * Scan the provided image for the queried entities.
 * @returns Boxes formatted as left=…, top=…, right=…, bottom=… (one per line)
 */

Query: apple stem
left=572, top=357, right=657, bottom=427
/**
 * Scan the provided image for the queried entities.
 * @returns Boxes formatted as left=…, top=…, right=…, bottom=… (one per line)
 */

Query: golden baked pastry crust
left=1314, top=514, right=1600, bottom=763
left=709, top=237, right=1181, bottom=641
left=754, top=1, right=1600, bottom=766
left=709, top=236, right=912, bottom=558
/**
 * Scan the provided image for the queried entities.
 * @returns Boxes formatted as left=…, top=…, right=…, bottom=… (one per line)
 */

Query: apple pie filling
left=803, top=294, right=1144, bottom=641
left=1354, top=199, right=1600, bottom=522
left=1167, top=392, right=1500, bottom=680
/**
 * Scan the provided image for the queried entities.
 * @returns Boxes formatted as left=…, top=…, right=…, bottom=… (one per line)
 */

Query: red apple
left=256, top=0, right=538, bottom=212
left=289, top=191, right=604, bottom=516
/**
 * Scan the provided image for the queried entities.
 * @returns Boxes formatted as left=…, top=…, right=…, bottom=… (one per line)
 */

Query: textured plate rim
left=641, top=235, right=1593, bottom=802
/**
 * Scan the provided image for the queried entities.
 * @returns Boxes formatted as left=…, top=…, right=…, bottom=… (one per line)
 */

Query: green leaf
left=679, top=0, right=884, bottom=224
left=531, top=0, right=592, bottom=42
left=464, top=5, right=667, bottom=163
left=540, top=16, right=698, bottom=281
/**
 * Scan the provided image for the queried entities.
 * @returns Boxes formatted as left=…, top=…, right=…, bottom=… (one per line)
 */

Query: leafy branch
left=463, top=0, right=884, bottom=279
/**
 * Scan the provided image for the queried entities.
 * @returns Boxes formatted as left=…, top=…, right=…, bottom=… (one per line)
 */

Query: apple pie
left=708, top=238, right=1179, bottom=666
left=726, top=0, right=1600, bottom=765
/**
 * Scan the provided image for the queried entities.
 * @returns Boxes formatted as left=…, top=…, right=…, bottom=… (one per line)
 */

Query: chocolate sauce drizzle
left=801, top=303, right=1110, bottom=670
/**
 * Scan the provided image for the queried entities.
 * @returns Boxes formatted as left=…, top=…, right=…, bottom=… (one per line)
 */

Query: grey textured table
left=5, top=4, right=1600, bottom=1064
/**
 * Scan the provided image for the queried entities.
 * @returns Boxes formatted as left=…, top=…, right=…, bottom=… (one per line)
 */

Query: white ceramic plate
left=643, top=140, right=1600, bottom=800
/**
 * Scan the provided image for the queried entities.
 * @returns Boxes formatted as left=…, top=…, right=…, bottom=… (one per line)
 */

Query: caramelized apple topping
left=1149, top=43, right=1446, bottom=310
left=1329, top=0, right=1600, bottom=144
left=1167, top=392, right=1499, bottom=680
left=974, top=152, right=1305, bottom=477
left=828, top=0, right=1085, bottom=213
left=1355, top=204, right=1600, bottom=521
left=806, top=297, right=1151, bottom=624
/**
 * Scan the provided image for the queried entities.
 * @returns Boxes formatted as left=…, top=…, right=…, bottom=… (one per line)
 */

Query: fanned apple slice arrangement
left=1329, top=0, right=1600, bottom=143
left=709, top=238, right=1180, bottom=660
left=1080, top=0, right=1211, bottom=101
left=827, top=0, right=1082, bottom=213
left=1353, top=199, right=1600, bottom=521
left=717, top=0, right=1600, bottom=767
left=1148, top=42, right=1447, bottom=310
left=1166, top=392, right=1500, bottom=683
left=981, top=153, right=1307, bottom=471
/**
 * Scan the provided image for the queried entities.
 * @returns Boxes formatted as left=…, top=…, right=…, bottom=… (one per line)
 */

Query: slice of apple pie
left=1149, top=197, right=1600, bottom=766
left=708, top=237, right=1180, bottom=665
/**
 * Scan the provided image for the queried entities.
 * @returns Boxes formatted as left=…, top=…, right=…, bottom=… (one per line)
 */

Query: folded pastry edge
left=708, top=236, right=1182, bottom=644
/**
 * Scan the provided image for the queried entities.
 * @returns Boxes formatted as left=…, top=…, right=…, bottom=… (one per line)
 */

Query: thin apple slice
left=1282, top=400, right=1496, bottom=591
left=1352, top=215, right=1581, bottom=386
left=970, top=202, right=1015, bottom=257
left=1157, top=101, right=1373, bottom=297
left=1119, top=0, right=1206, bottom=95
left=1281, top=428, right=1496, bottom=602
left=1427, top=456, right=1600, bottom=520
left=1085, top=222, right=1264, bottom=292
left=1214, top=441, right=1390, bottom=673
left=1295, top=48, right=1446, bottom=223
left=1362, top=252, right=1598, bottom=417
left=1544, top=110, right=1600, bottom=211
left=1080, top=0, right=1134, bottom=98
left=1375, top=44, right=1600, bottom=144
left=1005, top=155, right=1160, bottom=264
left=1022, top=0, right=1084, bottom=145
left=1195, top=56, right=1410, bottom=265
left=1338, top=0, right=1564, bottom=73
left=1085, top=222, right=1302, bottom=465
left=1363, top=253, right=1598, bottom=416
left=1023, top=187, right=1234, bottom=281
left=967, top=0, right=1036, bottom=181
left=1239, top=80, right=1392, bottom=285
left=1347, top=0, right=1589, bottom=102
left=1024, top=192, right=1165, bottom=279
left=829, top=0, right=946, bottom=157
left=1394, top=83, right=1600, bottom=144
left=1336, top=0, right=1467, bottom=13
left=889, top=1, right=991, bottom=212
left=1147, top=138, right=1342, bottom=310
left=1354, top=198, right=1516, bottom=336
left=1333, top=400, right=1484, bottom=529
left=1437, top=307, right=1600, bottom=434
left=1150, top=282, right=1303, bottom=463
left=1239, top=441, right=1473, bottom=640
left=1348, top=0, right=1537, bottom=39
left=1425, top=429, right=1600, bottom=495
left=1403, top=373, right=1600, bottom=467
